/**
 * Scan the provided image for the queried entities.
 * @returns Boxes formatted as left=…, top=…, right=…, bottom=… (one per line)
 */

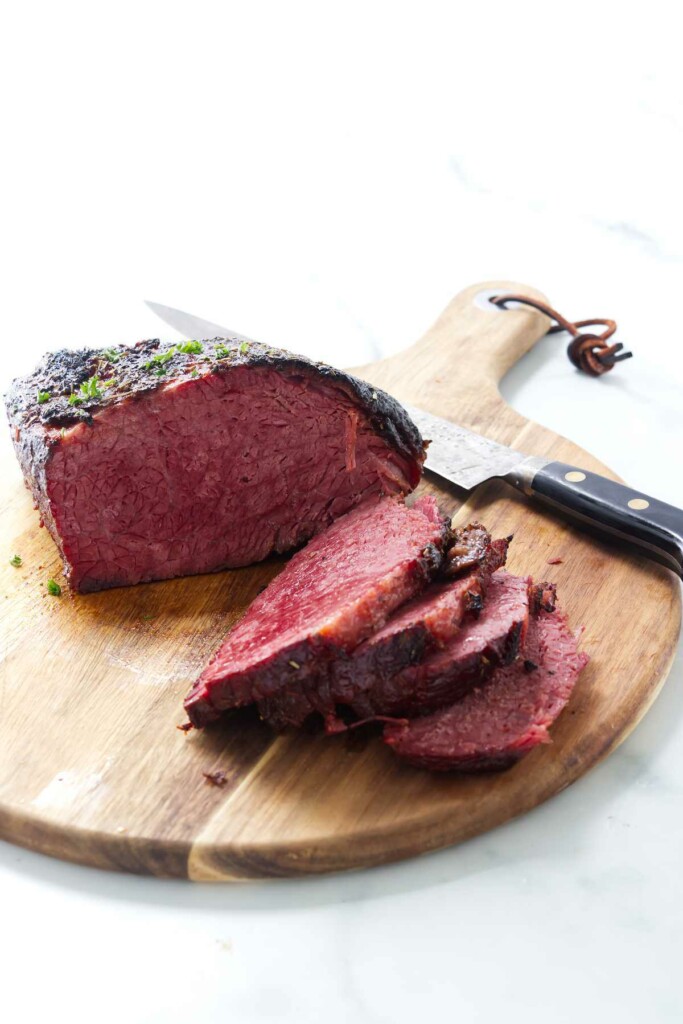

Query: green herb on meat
left=46, top=578, right=62, bottom=596
left=102, top=348, right=120, bottom=363
left=144, top=348, right=177, bottom=371
left=177, top=340, right=203, bottom=355
left=239, top=341, right=249, bottom=354
left=144, top=342, right=203, bottom=373
left=215, top=344, right=231, bottom=359
left=37, top=391, right=51, bottom=404
left=67, top=375, right=115, bottom=405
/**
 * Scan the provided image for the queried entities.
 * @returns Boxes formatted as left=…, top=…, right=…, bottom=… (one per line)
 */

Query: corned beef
left=185, top=495, right=451, bottom=727
left=5, top=338, right=425, bottom=592
left=347, top=570, right=531, bottom=718
left=258, top=534, right=509, bottom=730
left=383, top=609, right=588, bottom=771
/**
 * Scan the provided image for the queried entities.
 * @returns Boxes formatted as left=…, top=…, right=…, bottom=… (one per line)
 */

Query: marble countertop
left=1, top=4, right=682, bottom=1022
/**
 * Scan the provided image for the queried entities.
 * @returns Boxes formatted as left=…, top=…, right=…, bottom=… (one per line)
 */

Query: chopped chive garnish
left=143, top=349, right=176, bottom=371
left=215, top=344, right=231, bottom=359
left=37, top=391, right=51, bottom=404
left=177, top=340, right=203, bottom=355
left=144, top=342, right=203, bottom=372
left=68, top=375, right=114, bottom=405
left=239, top=341, right=249, bottom=354
left=46, top=578, right=61, bottom=596
left=9, top=554, right=22, bottom=568
left=102, top=348, right=120, bottom=363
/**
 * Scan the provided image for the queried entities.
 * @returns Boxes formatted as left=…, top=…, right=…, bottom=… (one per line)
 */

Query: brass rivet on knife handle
left=490, top=294, right=633, bottom=377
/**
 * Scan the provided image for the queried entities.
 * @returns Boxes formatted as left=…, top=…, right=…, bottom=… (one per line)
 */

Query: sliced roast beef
left=383, top=608, right=588, bottom=772
left=5, top=338, right=425, bottom=592
left=258, top=534, right=509, bottom=730
left=349, top=570, right=531, bottom=718
left=184, top=495, right=451, bottom=727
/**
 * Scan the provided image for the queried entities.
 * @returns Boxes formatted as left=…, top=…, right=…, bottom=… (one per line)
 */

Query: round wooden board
left=0, top=281, right=679, bottom=880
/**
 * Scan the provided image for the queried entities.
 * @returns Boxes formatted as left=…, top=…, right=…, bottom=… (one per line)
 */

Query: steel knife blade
left=145, top=300, right=256, bottom=346
left=145, top=299, right=683, bottom=576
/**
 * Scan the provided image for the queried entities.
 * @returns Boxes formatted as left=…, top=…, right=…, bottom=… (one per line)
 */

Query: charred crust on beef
left=466, top=590, right=484, bottom=614
left=506, top=620, right=525, bottom=662
left=445, top=522, right=491, bottom=577
left=530, top=581, right=558, bottom=614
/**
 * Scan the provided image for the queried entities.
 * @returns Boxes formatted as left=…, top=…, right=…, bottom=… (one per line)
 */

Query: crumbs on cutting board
left=203, top=770, right=229, bottom=787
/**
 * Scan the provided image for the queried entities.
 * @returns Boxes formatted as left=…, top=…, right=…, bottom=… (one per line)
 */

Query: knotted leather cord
left=491, top=294, right=633, bottom=377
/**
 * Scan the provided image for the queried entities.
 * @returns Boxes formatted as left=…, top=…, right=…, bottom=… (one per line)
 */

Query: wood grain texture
left=0, top=280, right=679, bottom=879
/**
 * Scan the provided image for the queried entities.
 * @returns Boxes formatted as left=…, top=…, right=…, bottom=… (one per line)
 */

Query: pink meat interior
left=360, top=574, right=480, bottom=650
left=408, top=571, right=530, bottom=677
left=45, top=366, right=418, bottom=591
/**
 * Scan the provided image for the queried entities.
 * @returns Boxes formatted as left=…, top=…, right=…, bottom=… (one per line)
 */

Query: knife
left=145, top=300, right=683, bottom=578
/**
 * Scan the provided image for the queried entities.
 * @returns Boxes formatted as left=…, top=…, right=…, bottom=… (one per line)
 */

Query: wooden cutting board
left=0, top=280, right=679, bottom=879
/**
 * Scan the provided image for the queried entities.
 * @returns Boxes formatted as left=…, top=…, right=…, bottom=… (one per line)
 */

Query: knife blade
left=145, top=299, right=683, bottom=577
left=145, top=300, right=256, bottom=346
left=401, top=404, right=539, bottom=491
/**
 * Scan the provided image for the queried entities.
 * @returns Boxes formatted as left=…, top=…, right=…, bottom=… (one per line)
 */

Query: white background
left=1, top=3, right=682, bottom=1022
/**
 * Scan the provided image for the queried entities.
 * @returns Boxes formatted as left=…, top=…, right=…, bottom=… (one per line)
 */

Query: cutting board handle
left=356, top=280, right=552, bottom=425
left=415, top=280, right=551, bottom=378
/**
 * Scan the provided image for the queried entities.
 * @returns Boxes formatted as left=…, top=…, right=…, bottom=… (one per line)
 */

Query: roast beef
left=184, top=495, right=451, bottom=727
left=5, top=338, right=425, bottom=592
left=383, top=608, right=588, bottom=772
left=258, top=533, right=509, bottom=729
left=349, top=570, right=531, bottom=718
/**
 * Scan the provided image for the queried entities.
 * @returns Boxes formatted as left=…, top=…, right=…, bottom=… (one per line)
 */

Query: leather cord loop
left=491, top=294, right=633, bottom=377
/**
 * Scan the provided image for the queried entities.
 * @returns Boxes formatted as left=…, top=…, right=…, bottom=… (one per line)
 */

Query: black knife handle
left=516, top=461, right=683, bottom=577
